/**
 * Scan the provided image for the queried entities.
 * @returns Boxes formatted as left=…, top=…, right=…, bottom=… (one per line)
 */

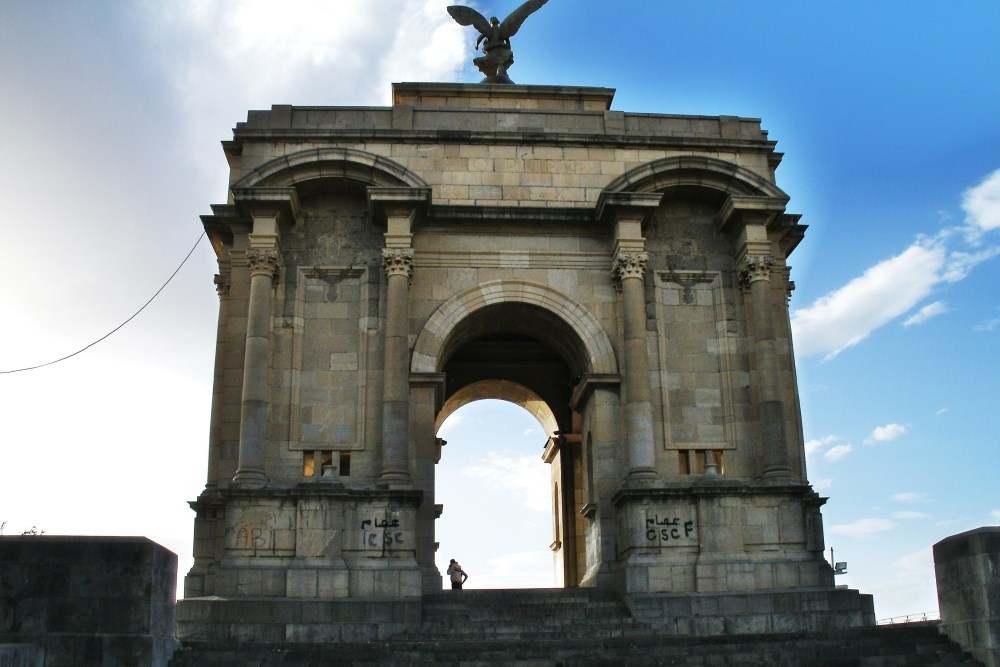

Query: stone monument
left=447, top=0, right=548, bottom=83
left=180, top=18, right=870, bottom=640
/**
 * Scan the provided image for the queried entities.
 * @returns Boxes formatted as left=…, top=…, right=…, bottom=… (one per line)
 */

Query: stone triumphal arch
left=181, top=85, right=861, bottom=638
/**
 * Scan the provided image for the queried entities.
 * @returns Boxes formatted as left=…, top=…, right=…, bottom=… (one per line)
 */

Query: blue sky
left=1, top=1, right=997, bottom=620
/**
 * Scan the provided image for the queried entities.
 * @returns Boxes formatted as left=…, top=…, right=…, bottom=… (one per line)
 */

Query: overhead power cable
left=1, top=232, right=206, bottom=375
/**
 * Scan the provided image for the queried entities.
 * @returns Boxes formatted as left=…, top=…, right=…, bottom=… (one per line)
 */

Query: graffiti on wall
left=644, top=512, right=696, bottom=546
left=229, top=508, right=278, bottom=550
left=360, top=515, right=405, bottom=551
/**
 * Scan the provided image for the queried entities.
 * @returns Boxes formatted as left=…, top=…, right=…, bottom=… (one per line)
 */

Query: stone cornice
left=569, top=372, right=622, bottom=412
left=611, top=481, right=823, bottom=507
left=227, top=129, right=781, bottom=157
left=596, top=191, right=664, bottom=226
left=231, top=186, right=300, bottom=225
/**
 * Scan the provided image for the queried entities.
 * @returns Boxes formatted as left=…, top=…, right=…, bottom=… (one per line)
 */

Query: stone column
left=598, top=192, right=663, bottom=485
left=205, top=267, right=230, bottom=489
left=741, top=253, right=792, bottom=479
left=368, top=188, right=429, bottom=489
left=232, top=245, right=279, bottom=488
left=613, top=252, right=657, bottom=481
left=380, top=247, right=414, bottom=487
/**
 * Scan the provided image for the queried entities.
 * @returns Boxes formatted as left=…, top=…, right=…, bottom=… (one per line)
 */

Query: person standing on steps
left=447, top=558, right=469, bottom=590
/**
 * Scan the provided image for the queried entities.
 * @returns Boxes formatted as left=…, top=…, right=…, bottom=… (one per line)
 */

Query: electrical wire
left=1, top=232, right=207, bottom=375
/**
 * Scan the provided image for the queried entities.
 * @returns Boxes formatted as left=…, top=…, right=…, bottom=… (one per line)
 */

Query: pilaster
left=598, top=191, right=663, bottom=485
left=368, top=187, right=431, bottom=489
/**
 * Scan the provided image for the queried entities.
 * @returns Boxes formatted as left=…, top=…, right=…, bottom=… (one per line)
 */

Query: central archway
left=414, top=282, right=619, bottom=588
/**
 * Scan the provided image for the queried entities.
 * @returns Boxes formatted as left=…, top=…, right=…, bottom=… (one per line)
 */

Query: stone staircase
left=169, top=589, right=983, bottom=666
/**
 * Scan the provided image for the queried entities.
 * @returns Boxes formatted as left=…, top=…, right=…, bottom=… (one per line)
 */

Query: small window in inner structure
left=678, top=450, right=724, bottom=475
left=338, top=451, right=351, bottom=477
left=678, top=450, right=690, bottom=475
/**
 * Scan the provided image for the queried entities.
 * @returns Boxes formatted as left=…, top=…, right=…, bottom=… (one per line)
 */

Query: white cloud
left=867, top=548, right=937, bottom=622
left=903, top=301, right=949, bottom=327
left=891, top=492, right=930, bottom=504
left=991, top=509, right=1000, bottom=520
left=437, top=412, right=471, bottom=439
left=889, top=511, right=932, bottom=520
left=805, top=435, right=838, bottom=457
left=962, top=167, right=1000, bottom=238
left=791, top=240, right=945, bottom=359
left=793, top=168, right=1000, bottom=360
left=941, top=246, right=1000, bottom=282
left=138, top=0, right=467, bottom=180
left=828, top=518, right=897, bottom=536
left=824, top=443, right=854, bottom=462
left=974, top=316, right=1000, bottom=333
left=467, top=550, right=555, bottom=589
left=936, top=408, right=949, bottom=416
left=865, top=423, right=910, bottom=444
left=814, top=478, right=833, bottom=490
left=464, top=452, right=551, bottom=513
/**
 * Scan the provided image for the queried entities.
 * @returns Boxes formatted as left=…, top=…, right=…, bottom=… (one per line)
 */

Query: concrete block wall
left=934, top=526, right=1000, bottom=667
left=0, top=536, right=178, bottom=667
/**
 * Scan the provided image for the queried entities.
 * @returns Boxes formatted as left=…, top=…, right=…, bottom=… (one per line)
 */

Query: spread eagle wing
left=447, top=5, right=493, bottom=36
left=500, top=0, right=549, bottom=39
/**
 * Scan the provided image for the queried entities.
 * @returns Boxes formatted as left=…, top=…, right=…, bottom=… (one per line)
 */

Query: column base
left=377, top=469, right=413, bottom=489
left=761, top=466, right=795, bottom=483
left=623, top=467, right=659, bottom=488
left=232, top=467, right=268, bottom=489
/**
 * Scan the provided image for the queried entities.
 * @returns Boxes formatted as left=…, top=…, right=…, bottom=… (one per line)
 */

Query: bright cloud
left=805, top=435, right=838, bottom=457
left=437, top=412, right=471, bottom=438
left=791, top=241, right=946, bottom=359
left=139, top=0, right=467, bottom=180
left=889, top=511, right=932, bottom=520
left=974, top=315, right=1000, bottom=333
left=867, top=548, right=937, bottom=622
left=828, top=518, right=897, bottom=536
left=865, top=423, right=910, bottom=444
left=464, top=452, right=550, bottom=513
left=471, top=551, right=555, bottom=589
left=962, top=167, right=1000, bottom=238
left=991, top=509, right=1000, bottom=520
left=814, top=478, right=833, bottom=490
left=903, top=301, right=949, bottom=327
left=793, top=168, right=1000, bottom=360
left=824, top=444, right=854, bottom=462
left=891, top=492, right=930, bottom=504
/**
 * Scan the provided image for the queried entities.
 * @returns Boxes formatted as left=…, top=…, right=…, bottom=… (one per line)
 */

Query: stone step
left=169, top=624, right=983, bottom=667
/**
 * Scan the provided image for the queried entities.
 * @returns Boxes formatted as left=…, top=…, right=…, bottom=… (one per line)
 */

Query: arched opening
left=423, top=298, right=599, bottom=589
left=434, top=399, right=556, bottom=589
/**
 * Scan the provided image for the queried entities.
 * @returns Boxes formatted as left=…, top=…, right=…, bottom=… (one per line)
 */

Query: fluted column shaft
left=742, top=254, right=792, bottom=479
left=614, top=252, right=657, bottom=481
left=233, top=246, right=278, bottom=488
left=380, top=248, right=414, bottom=487
left=205, top=268, right=230, bottom=488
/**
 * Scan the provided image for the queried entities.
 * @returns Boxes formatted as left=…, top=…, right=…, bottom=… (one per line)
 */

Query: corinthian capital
left=246, top=248, right=280, bottom=279
left=612, top=252, right=648, bottom=282
left=382, top=248, right=414, bottom=279
left=739, top=254, right=774, bottom=285
left=213, top=272, right=231, bottom=298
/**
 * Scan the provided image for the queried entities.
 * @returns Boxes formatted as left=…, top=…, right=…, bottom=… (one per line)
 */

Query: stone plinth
left=0, top=536, right=178, bottom=667
left=934, top=526, right=1000, bottom=667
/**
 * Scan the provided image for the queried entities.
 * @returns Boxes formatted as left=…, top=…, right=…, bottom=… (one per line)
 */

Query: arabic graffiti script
left=645, top=514, right=696, bottom=544
left=360, top=516, right=404, bottom=550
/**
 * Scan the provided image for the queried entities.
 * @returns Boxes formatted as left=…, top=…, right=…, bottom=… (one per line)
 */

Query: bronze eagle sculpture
left=447, top=0, right=549, bottom=83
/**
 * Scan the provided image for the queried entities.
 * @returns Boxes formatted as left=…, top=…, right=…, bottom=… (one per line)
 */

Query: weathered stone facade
left=184, top=83, right=835, bottom=605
